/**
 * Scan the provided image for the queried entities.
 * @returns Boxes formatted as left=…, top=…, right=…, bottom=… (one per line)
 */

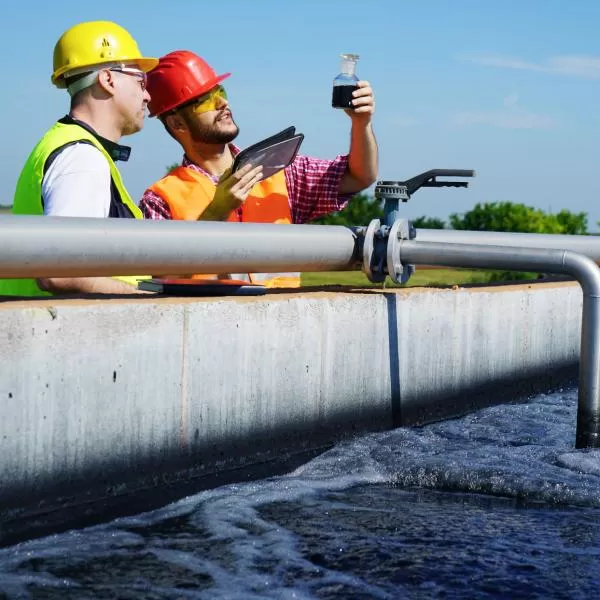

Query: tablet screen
left=233, top=134, right=304, bottom=182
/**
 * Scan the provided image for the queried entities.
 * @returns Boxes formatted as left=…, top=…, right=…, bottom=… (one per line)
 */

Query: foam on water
left=1, top=387, right=600, bottom=598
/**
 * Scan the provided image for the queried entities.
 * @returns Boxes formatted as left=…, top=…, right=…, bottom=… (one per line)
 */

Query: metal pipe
left=400, top=240, right=600, bottom=449
left=383, top=201, right=401, bottom=228
left=0, top=215, right=359, bottom=277
left=416, top=228, right=600, bottom=262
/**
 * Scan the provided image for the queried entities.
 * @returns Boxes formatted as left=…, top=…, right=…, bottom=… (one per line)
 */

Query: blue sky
left=3, top=0, right=600, bottom=228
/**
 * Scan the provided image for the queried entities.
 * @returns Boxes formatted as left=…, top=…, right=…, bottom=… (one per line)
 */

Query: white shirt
left=42, top=143, right=112, bottom=218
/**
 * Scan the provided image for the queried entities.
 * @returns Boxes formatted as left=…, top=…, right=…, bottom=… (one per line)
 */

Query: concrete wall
left=0, top=281, right=582, bottom=537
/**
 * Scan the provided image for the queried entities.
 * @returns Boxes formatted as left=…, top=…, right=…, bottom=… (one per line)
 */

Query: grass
left=301, top=268, right=533, bottom=288
left=0, top=206, right=11, bottom=214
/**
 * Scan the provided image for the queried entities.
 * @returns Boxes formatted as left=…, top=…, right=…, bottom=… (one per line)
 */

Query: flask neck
left=340, top=59, right=356, bottom=75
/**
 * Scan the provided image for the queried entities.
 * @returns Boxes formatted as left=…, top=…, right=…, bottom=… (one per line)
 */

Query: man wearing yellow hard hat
left=0, top=21, right=157, bottom=297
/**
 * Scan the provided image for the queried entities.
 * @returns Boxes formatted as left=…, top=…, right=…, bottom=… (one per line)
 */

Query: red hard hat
left=147, top=50, right=231, bottom=117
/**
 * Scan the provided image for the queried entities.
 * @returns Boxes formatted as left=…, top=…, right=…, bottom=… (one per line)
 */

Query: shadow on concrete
left=385, top=294, right=402, bottom=427
left=0, top=362, right=578, bottom=548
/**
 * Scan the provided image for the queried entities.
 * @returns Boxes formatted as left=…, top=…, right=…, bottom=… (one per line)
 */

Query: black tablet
left=138, top=278, right=267, bottom=296
left=232, top=127, right=304, bottom=182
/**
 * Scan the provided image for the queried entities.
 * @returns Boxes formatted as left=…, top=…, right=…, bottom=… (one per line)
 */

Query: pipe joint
left=361, top=218, right=416, bottom=284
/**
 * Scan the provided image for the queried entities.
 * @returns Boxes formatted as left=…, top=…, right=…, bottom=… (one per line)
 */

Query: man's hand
left=37, top=277, right=149, bottom=295
left=344, top=80, right=375, bottom=124
left=201, top=163, right=263, bottom=221
left=339, top=80, right=378, bottom=195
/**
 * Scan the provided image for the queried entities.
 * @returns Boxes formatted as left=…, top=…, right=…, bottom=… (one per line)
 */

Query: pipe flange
left=363, top=219, right=387, bottom=283
left=387, top=219, right=415, bottom=284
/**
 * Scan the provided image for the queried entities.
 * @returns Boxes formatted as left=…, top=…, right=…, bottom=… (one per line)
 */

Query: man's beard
left=187, top=114, right=240, bottom=144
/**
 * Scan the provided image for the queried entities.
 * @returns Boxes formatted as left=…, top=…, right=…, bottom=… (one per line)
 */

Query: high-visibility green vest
left=0, top=122, right=145, bottom=297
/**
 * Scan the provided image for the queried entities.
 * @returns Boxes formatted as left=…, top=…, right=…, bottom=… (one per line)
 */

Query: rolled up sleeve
left=285, top=154, right=351, bottom=224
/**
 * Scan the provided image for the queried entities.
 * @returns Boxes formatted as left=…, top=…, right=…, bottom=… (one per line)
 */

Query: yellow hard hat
left=52, top=21, right=158, bottom=88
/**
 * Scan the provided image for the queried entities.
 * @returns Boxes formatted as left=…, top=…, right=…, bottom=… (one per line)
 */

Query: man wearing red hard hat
left=141, top=50, right=377, bottom=287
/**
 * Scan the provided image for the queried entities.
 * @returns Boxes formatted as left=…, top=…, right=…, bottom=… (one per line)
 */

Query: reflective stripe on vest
left=149, top=166, right=301, bottom=288
left=0, top=122, right=146, bottom=297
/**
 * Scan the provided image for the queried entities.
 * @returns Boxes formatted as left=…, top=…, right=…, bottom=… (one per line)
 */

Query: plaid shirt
left=140, top=145, right=351, bottom=224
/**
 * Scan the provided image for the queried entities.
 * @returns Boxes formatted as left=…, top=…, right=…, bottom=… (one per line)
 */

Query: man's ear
left=164, top=112, right=187, bottom=135
left=97, top=69, right=117, bottom=96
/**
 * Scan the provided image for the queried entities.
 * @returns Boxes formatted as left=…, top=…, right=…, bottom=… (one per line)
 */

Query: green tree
left=555, top=209, right=588, bottom=235
left=310, top=193, right=383, bottom=226
left=412, top=215, right=446, bottom=229
left=165, top=162, right=180, bottom=175
left=449, top=202, right=588, bottom=234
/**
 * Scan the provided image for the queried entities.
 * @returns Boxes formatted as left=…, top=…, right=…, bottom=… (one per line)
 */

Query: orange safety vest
left=148, top=166, right=301, bottom=288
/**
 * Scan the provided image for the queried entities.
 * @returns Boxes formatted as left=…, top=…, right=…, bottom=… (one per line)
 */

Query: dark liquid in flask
left=332, top=84, right=358, bottom=109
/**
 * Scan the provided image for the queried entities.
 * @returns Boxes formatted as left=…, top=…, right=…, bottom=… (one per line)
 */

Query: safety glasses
left=109, top=66, right=148, bottom=91
left=186, top=85, right=228, bottom=114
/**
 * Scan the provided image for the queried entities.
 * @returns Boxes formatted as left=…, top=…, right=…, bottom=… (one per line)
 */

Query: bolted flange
left=362, top=219, right=387, bottom=283
left=362, top=218, right=416, bottom=284
left=387, top=219, right=416, bottom=284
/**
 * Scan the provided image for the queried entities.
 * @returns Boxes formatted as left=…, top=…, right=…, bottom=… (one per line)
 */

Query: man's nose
left=215, top=94, right=229, bottom=109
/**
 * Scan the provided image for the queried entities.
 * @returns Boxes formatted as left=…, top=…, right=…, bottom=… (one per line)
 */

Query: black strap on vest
left=42, top=117, right=135, bottom=218
left=42, top=141, right=136, bottom=218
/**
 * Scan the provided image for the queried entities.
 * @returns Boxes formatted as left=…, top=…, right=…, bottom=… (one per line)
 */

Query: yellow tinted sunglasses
left=185, top=86, right=228, bottom=114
